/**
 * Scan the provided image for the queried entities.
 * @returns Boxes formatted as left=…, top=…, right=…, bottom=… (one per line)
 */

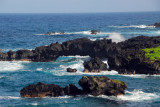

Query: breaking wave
left=0, top=61, right=24, bottom=72
left=51, top=56, right=118, bottom=76
left=108, top=33, right=126, bottom=43
left=118, top=89, right=159, bottom=101
left=92, top=89, right=159, bottom=102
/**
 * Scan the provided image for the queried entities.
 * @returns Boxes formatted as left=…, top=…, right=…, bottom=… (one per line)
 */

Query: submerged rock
left=20, top=76, right=127, bottom=97
left=79, top=76, right=127, bottom=96
left=83, top=57, right=107, bottom=73
left=66, top=68, right=77, bottom=73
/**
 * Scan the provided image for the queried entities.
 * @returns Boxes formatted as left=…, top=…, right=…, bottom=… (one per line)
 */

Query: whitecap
left=0, top=61, right=24, bottom=72
left=0, top=76, right=7, bottom=79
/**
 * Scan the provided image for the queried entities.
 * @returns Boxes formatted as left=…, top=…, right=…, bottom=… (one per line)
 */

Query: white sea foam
left=108, top=33, right=126, bottom=43
left=118, top=89, right=159, bottom=101
left=0, top=96, right=20, bottom=99
left=154, top=30, right=160, bottom=35
left=53, top=58, right=118, bottom=76
left=36, top=68, right=43, bottom=71
left=35, top=31, right=113, bottom=36
left=66, top=55, right=90, bottom=59
left=110, top=25, right=155, bottom=29
left=59, top=59, right=84, bottom=72
left=30, top=103, right=38, bottom=106
left=1, top=48, right=33, bottom=52
left=0, top=76, right=6, bottom=79
left=0, top=61, right=24, bottom=72
left=91, top=89, right=159, bottom=102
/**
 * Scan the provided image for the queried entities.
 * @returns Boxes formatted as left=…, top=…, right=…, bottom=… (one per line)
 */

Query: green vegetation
left=112, top=80, right=125, bottom=88
left=142, top=46, right=160, bottom=61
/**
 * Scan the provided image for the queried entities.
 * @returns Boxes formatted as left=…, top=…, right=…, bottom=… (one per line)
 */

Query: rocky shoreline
left=1, top=36, right=160, bottom=75
left=20, top=76, right=127, bottom=97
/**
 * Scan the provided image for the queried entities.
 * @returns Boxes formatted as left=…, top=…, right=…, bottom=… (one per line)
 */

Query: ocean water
left=0, top=12, right=160, bottom=107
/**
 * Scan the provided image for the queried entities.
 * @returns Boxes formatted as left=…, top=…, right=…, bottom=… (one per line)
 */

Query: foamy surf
left=0, top=61, right=24, bottom=72
left=35, top=31, right=114, bottom=36
left=110, top=25, right=155, bottom=29
left=51, top=56, right=119, bottom=76
left=0, top=96, right=21, bottom=99
left=118, top=89, right=159, bottom=101
left=90, top=89, right=159, bottom=102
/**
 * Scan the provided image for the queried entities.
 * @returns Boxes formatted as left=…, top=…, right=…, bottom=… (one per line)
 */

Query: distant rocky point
left=45, top=32, right=65, bottom=35
left=20, top=76, right=127, bottom=97
left=150, top=22, right=160, bottom=28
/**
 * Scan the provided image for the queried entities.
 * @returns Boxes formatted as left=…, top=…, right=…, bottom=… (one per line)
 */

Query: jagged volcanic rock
left=20, top=82, right=64, bottom=97
left=151, top=22, right=160, bottom=28
left=79, top=76, right=127, bottom=96
left=83, top=57, right=107, bottom=73
left=20, top=76, right=127, bottom=97
left=1, top=36, right=160, bottom=74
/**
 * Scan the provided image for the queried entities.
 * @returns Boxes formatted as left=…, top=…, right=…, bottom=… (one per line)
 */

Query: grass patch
left=112, top=80, right=125, bottom=88
left=142, top=46, right=160, bottom=61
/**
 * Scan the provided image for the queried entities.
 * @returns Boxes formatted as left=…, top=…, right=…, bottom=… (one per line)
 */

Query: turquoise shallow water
left=0, top=12, right=160, bottom=106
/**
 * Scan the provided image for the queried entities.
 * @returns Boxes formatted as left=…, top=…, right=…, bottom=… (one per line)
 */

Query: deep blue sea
left=0, top=12, right=160, bottom=107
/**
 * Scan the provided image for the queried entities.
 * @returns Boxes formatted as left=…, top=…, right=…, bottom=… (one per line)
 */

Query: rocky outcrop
left=151, top=22, right=160, bottom=28
left=90, top=30, right=100, bottom=35
left=1, top=36, right=160, bottom=74
left=20, top=82, right=64, bottom=97
left=83, top=57, right=107, bottom=73
left=20, top=76, right=127, bottom=97
left=108, top=36, right=160, bottom=74
left=79, top=76, right=127, bottom=96
left=66, top=68, right=77, bottom=73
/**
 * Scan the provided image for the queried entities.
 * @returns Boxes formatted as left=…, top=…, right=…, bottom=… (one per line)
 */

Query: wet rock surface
left=79, top=76, right=127, bottom=96
left=90, top=30, right=100, bottom=35
left=20, top=76, right=127, bottom=97
left=83, top=57, right=107, bottom=73
left=20, top=82, right=64, bottom=97
left=66, top=68, right=77, bottom=73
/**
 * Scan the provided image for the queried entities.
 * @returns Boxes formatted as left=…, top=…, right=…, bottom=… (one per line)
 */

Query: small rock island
left=20, top=76, right=127, bottom=97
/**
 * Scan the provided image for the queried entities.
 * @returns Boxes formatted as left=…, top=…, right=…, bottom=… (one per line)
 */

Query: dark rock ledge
left=1, top=36, right=160, bottom=74
left=20, top=76, right=127, bottom=97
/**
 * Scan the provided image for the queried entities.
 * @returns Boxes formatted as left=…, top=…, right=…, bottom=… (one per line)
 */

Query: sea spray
left=108, top=33, right=126, bottom=43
